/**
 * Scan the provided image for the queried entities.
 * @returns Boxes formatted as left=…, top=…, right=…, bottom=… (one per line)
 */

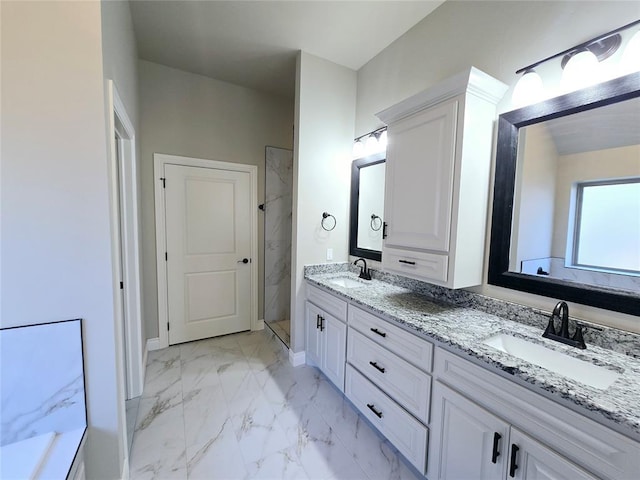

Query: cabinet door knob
left=382, top=222, right=388, bottom=239
left=509, top=444, right=519, bottom=478
left=320, top=316, right=324, bottom=332
left=316, top=314, right=321, bottom=329
left=367, top=403, right=383, bottom=418
left=491, top=432, right=502, bottom=464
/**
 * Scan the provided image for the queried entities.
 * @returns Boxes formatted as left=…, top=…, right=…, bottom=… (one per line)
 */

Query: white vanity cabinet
left=429, top=348, right=640, bottom=480
left=377, top=68, right=508, bottom=288
left=430, top=382, right=597, bottom=480
left=345, top=305, right=433, bottom=473
left=305, top=284, right=347, bottom=390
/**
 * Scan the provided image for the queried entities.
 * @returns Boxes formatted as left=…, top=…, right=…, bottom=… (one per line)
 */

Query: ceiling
left=544, top=96, right=640, bottom=155
left=129, top=0, right=444, bottom=98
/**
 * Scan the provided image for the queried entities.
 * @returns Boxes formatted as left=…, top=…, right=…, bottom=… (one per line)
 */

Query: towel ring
left=370, top=214, right=382, bottom=231
left=321, top=212, right=336, bottom=231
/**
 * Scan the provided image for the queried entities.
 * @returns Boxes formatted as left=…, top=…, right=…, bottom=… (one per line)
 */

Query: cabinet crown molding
left=376, top=67, right=508, bottom=125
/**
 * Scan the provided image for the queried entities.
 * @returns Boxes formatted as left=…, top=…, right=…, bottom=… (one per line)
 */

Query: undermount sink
left=483, top=333, right=621, bottom=390
left=328, top=277, right=367, bottom=288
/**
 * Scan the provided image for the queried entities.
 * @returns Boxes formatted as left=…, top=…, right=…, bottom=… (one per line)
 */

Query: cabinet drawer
left=383, top=247, right=448, bottom=283
left=348, top=329, right=431, bottom=423
left=306, top=283, right=347, bottom=321
left=345, top=365, right=428, bottom=474
left=348, top=305, right=433, bottom=372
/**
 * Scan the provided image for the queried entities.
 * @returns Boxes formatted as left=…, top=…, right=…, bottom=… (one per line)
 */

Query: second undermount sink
left=328, top=277, right=368, bottom=288
left=483, top=333, right=621, bottom=390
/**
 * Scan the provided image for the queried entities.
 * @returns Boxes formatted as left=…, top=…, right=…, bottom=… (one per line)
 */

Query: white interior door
left=165, top=164, right=252, bottom=344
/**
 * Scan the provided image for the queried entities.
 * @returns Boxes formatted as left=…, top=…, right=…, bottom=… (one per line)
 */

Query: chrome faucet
left=542, top=301, right=587, bottom=349
left=354, top=258, right=372, bottom=280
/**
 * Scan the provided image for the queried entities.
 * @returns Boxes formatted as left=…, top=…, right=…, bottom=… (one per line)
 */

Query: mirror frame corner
left=349, top=152, right=386, bottom=262
left=488, top=71, right=640, bottom=317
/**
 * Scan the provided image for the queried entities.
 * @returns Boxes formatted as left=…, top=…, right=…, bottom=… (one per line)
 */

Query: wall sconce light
left=512, top=19, right=640, bottom=107
left=352, top=127, right=387, bottom=158
left=512, top=69, right=545, bottom=108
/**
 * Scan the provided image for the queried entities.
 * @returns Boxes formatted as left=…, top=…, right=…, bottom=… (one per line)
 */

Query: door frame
left=153, top=153, right=259, bottom=349
left=106, top=81, right=144, bottom=399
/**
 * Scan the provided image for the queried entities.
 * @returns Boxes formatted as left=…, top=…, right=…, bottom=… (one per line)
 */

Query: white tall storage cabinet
left=377, top=68, right=507, bottom=288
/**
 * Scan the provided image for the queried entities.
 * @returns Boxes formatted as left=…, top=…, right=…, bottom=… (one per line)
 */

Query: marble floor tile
left=129, top=328, right=422, bottom=480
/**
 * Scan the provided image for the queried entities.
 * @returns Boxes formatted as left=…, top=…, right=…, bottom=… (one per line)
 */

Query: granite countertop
left=305, top=271, right=640, bottom=441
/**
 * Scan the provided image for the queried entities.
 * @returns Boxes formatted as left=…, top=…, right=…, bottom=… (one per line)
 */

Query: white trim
left=146, top=337, right=162, bottom=352
left=120, top=456, right=129, bottom=480
left=254, top=318, right=265, bottom=331
left=289, top=349, right=306, bottom=367
left=153, top=153, right=259, bottom=348
left=107, top=81, right=144, bottom=400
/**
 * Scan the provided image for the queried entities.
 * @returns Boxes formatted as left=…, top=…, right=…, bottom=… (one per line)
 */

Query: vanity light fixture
left=512, top=19, right=640, bottom=106
left=560, top=48, right=602, bottom=92
left=512, top=68, right=545, bottom=108
left=352, top=126, right=387, bottom=158
left=621, top=30, right=640, bottom=74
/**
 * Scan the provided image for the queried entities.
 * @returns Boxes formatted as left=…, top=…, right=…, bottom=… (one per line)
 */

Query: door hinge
left=167, top=322, right=170, bottom=331
left=165, top=252, right=168, bottom=261
left=160, top=177, right=166, bottom=188
left=119, top=281, right=124, bottom=290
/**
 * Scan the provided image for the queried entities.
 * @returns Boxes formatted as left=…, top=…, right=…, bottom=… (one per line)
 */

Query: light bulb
left=365, top=134, right=379, bottom=155
left=512, top=70, right=545, bottom=108
left=352, top=139, right=365, bottom=158
left=378, top=130, right=388, bottom=152
left=620, top=30, right=640, bottom=75
left=561, top=50, right=601, bottom=93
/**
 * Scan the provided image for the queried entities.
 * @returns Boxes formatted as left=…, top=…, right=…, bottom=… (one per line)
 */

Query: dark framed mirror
left=349, top=152, right=386, bottom=262
left=489, top=71, right=640, bottom=317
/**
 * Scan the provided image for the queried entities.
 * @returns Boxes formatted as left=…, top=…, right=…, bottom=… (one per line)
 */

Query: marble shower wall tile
left=265, top=146, right=294, bottom=324
left=0, top=319, right=86, bottom=447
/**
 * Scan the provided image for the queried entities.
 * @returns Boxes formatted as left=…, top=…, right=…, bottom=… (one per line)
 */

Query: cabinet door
left=384, top=100, right=458, bottom=253
left=322, top=314, right=347, bottom=391
left=429, top=382, right=509, bottom=480
left=305, top=301, right=322, bottom=367
left=508, top=429, right=598, bottom=480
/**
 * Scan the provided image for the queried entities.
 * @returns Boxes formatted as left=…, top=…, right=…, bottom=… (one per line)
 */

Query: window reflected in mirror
left=510, top=96, right=640, bottom=294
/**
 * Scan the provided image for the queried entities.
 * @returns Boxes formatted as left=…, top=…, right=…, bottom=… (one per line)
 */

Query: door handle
left=316, top=314, right=321, bottom=329
left=369, top=361, right=386, bottom=373
left=320, top=316, right=325, bottom=332
left=509, top=444, right=519, bottom=478
left=237, top=258, right=250, bottom=264
left=367, top=403, right=383, bottom=418
left=491, top=432, right=501, bottom=464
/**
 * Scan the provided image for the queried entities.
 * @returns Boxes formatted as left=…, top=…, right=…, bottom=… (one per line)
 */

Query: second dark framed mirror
left=349, top=153, right=386, bottom=262
left=488, top=71, right=640, bottom=317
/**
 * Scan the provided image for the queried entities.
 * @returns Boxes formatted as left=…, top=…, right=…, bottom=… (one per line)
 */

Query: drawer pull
left=491, top=432, right=501, bottom=464
left=509, top=444, right=519, bottom=478
left=370, top=327, right=387, bottom=338
left=316, top=314, right=321, bottom=329
left=369, top=361, right=386, bottom=373
left=398, top=259, right=416, bottom=265
left=367, top=403, right=383, bottom=418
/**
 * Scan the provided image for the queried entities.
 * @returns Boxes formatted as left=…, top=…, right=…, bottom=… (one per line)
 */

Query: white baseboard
left=253, top=318, right=264, bottom=331
left=289, top=349, right=306, bottom=367
left=146, top=337, right=162, bottom=352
